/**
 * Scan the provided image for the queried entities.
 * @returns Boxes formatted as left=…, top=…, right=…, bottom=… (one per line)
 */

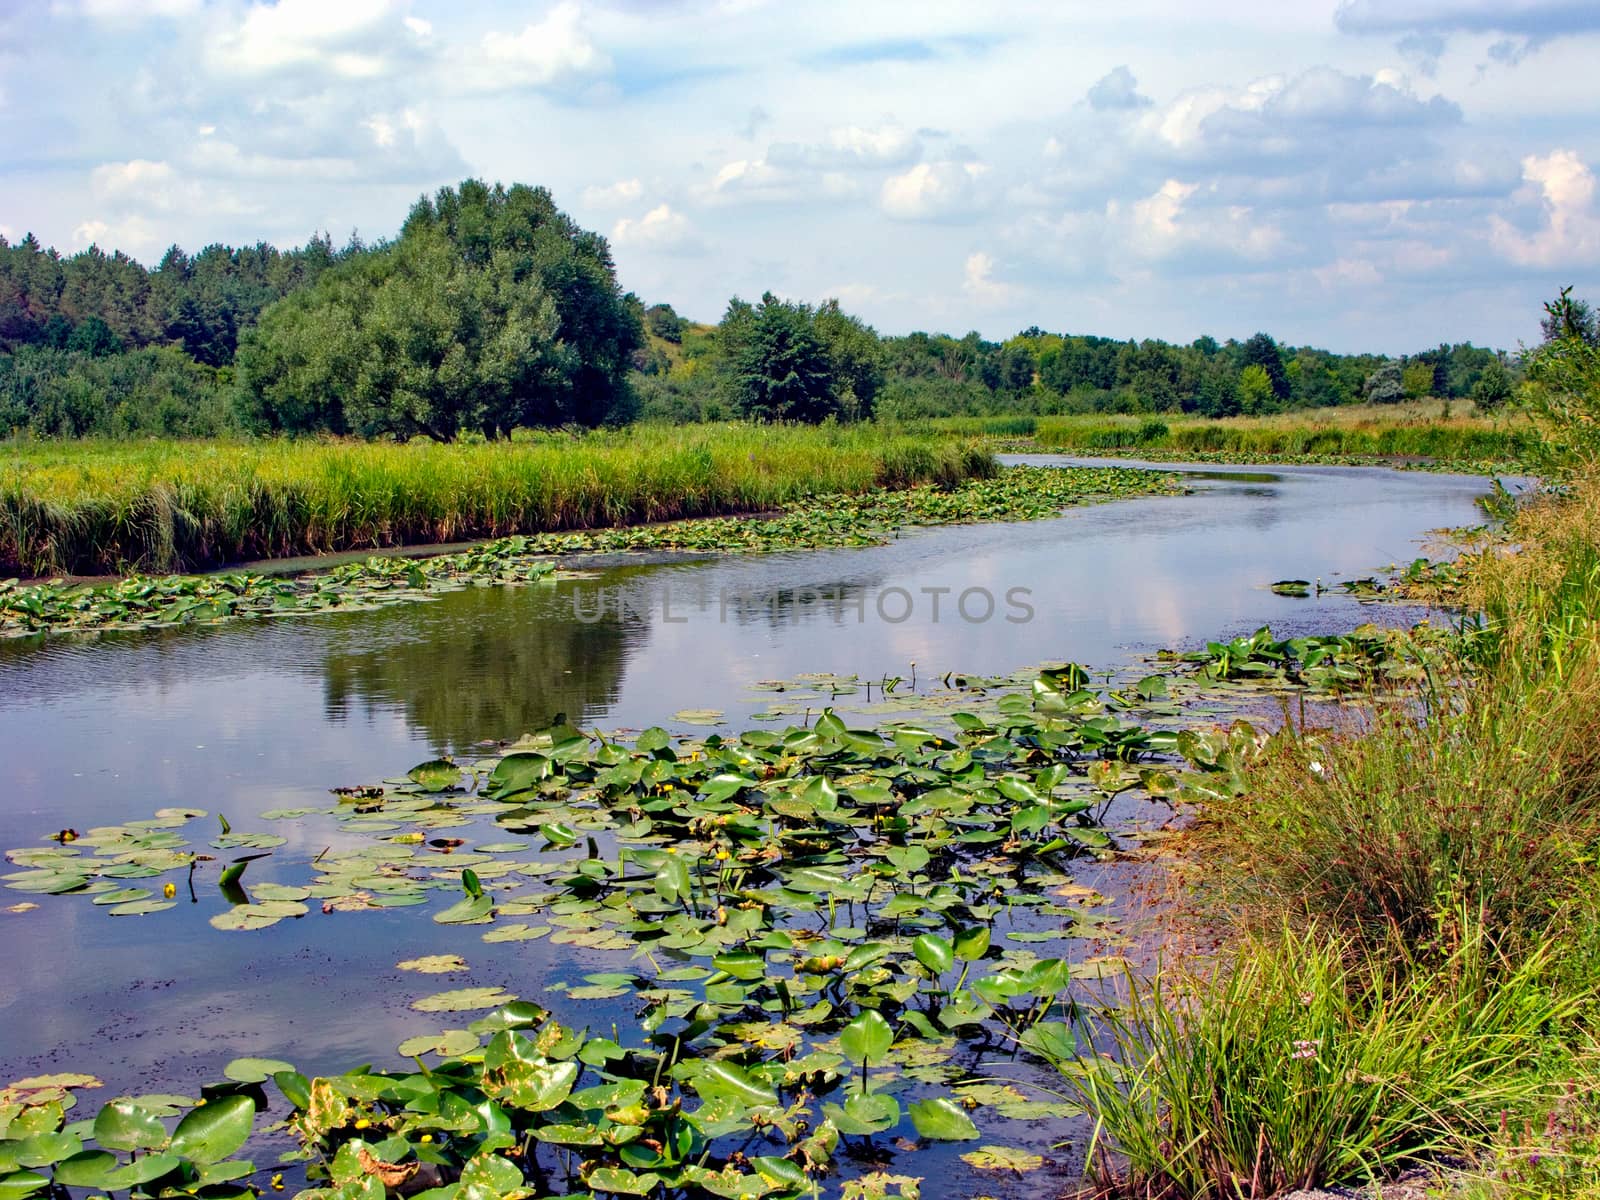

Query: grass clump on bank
left=1049, top=468, right=1600, bottom=1197
left=0, top=424, right=993, bottom=577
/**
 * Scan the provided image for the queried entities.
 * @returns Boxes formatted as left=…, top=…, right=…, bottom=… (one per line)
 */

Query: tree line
left=0, top=178, right=1521, bottom=440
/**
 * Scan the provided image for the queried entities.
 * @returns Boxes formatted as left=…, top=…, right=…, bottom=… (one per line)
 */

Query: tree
left=1402, top=360, right=1436, bottom=400
left=1363, top=359, right=1406, bottom=405
left=238, top=180, right=642, bottom=439
left=645, top=303, right=685, bottom=343
left=716, top=292, right=882, bottom=423
left=1470, top=356, right=1514, bottom=412
left=1540, top=285, right=1600, bottom=347
left=1237, top=364, right=1275, bottom=414
left=717, top=293, right=837, bottom=423
left=1240, top=332, right=1289, bottom=404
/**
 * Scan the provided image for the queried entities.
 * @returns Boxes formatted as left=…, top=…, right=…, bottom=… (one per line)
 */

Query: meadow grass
left=0, top=424, right=993, bottom=577
left=1026, top=403, right=1536, bottom=464
left=1051, top=473, right=1600, bottom=1198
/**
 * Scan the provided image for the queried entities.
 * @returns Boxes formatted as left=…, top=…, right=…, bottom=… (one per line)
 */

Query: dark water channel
left=0, top=459, right=1502, bottom=1195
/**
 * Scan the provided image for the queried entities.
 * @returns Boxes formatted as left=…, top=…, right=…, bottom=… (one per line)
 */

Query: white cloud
left=207, top=0, right=418, bottom=79
left=470, top=2, right=609, bottom=90
left=880, top=161, right=986, bottom=221
left=1086, top=65, right=1151, bottom=112
left=583, top=178, right=644, bottom=207
left=1491, top=148, right=1600, bottom=266
left=962, top=252, right=1016, bottom=306
left=611, top=204, right=703, bottom=254
left=700, top=157, right=797, bottom=204
left=769, top=124, right=921, bottom=169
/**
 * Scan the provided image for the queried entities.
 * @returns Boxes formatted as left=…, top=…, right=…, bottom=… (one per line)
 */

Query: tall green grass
left=1029, top=406, right=1536, bottom=463
left=1061, top=926, right=1581, bottom=1200
left=1046, top=474, right=1600, bottom=1198
left=0, top=425, right=994, bottom=576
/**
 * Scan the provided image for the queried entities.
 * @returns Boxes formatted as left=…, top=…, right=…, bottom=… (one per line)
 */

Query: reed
left=0, top=425, right=995, bottom=577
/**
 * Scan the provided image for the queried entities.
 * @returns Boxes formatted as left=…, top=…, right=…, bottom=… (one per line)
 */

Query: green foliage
left=1363, top=358, right=1406, bottom=404
left=238, top=180, right=641, bottom=439
left=1053, top=927, right=1582, bottom=1199
left=717, top=292, right=882, bottom=423
left=1521, top=288, right=1600, bottom=475
left=1471, top=356, right=1515, bottom=412
left=0, top=346, right=234, bottom=438
left=0, top=426, right=1007, bottom=577
left=1239, top=332, right=1289, bottom=402
left=1236, top=364, right=1275, bottom=414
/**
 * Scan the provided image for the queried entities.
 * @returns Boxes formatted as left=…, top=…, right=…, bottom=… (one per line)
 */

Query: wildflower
left=1290, top=1039, right=1321, bottom=1060
left=715, top=848, right=731, bottom=861
left=1309, top=761, right=1326, bottom=778
left=419, top=1134, right=433, bottom=1143
left=354, top=1117, right=372, bottom=1130
left=271, top=1175, right=284, bottom=1191
left=163, top=882, right=177, bottom=899
left=1298, top=991, right=1315, bottom=1005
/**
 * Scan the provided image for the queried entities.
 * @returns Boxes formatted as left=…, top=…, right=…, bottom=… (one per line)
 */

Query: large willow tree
left=237, top=180, right=642, bottom=440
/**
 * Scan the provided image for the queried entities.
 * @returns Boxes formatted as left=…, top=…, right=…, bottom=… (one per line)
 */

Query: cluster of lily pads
left=0, top=546, right=560, bottom=639
left=4, top=656, right=1275, bottom=1200
left=0, top=466, right=1175, bottom=640
left=1160, top=623, right=1449, bottom=694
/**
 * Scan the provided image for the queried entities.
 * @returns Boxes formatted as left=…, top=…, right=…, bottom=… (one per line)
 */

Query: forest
left=0, top=178, right=1517, bottom=440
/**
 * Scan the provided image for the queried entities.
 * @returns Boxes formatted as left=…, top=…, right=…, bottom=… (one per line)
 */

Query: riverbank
left=0, top=463, right=1175, bottom=636
left=922, top=404, right=1535, bottom=473
left=0, top=426, right=994, bottom=578
left=1047, top=473, right=1600, bottom=1199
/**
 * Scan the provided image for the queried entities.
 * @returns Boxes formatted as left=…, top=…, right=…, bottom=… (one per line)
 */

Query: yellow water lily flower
left=162, top=882, right=177, bottom=899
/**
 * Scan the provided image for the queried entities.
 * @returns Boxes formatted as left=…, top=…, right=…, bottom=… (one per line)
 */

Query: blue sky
left=3, top=0, right=1599, bottom=353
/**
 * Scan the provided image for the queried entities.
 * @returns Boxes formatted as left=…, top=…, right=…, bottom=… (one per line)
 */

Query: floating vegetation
left=1, top=465, right=1176, bottom=639
left=1160, top=623, right=1448, bottom=693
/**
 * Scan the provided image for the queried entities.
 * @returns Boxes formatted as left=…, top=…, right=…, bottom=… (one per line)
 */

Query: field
left=0, top=425, right=992, bottom=577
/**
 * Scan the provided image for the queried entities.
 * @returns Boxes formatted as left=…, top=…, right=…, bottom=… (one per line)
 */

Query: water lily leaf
left=92, top=1099, right=166, bottom=1152
left=827, top=1091, right=900, bottom=1135
left=952, top=926, right=990, bottom=962
left=396, top=1030, right=478, bottom=1059
left=587, top=1166, right=662, bottom=1195
left=912, top=934, right=953, bottom=974
left=839, top=1010, right=893, bottom=1066
left=458, top=1152, right=522, bottom=1194
left=960, top=1146, right=1044, bottom=1172
left=396, top=955, right=468, bottom=974
left=907, top=1097, right=979, bottom=1141
left=51, top=1151, right=116, bottom=1188
left=406, top=759, right=462, bottom=792
left=222, top=1058, right=295, bottom=1084
left=101, top=1152, right=182, bottom=1189
left=12, top=1131, right=80, bottom=1168
left=673, top=709, right=725, bottom=726
left=107, top=899, right=175, bottom=917
left=412, top=987, right=516, bottom=1013
left=689, top=1062, right=779, bottom=1108
left=91, top=888, right=152, bottom=906
left=433, top=894, right=493, bottom=925
left=0, top=1170, right=48, bottom=1199
left=169, top=1095, right=253, bottom=1164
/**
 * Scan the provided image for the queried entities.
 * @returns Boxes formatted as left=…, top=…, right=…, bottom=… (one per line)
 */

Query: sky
left=3, top=0, right=1599, bottom=354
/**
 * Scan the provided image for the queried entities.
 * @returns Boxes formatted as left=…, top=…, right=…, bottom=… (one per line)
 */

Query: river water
left=0, top=458, right=1501, bottom=1192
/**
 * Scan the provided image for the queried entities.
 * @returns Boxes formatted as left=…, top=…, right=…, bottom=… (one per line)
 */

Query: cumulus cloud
left=1085, top=65, right=1151, bottom=111
left=206, top=0, right=424, bottom=80
left=962, top=252, right=1016, bottom=306
left=583, top=178, right=644, bottom=207
left=611, top=204, right=704, bottom=254
left=467, top=2, right=610, bottom=91
left=768, top=124, right=921, bottom=169
left=880, top=161, right=987, bottom=221
left=1491, top=149, right=1600, bottom=267
left=1126, top=179, right=1285, bottom=265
